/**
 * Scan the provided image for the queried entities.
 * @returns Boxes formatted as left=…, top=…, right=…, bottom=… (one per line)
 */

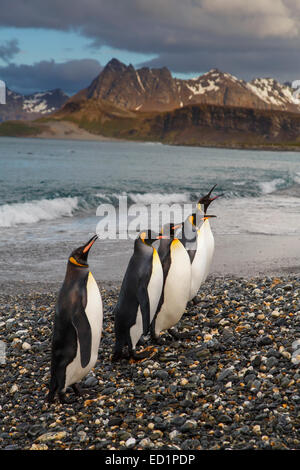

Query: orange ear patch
left=69, top=256, right=87, bottom=267
left=140, top=231, right=146, bottom=243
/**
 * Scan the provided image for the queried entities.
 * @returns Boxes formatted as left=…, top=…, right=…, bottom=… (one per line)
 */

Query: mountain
left=180, top=71, right=300, bottom=113
left=3, top=100, right=300, bottom=150
left=66, top=58, right=300, bottom=113
left=70, top=58, right=180, bottom=112
left=51, top=94, right=300, bottom=149
left=0, top=88, right=69, bottom=122
left=2, top=58, right=300, bottom=150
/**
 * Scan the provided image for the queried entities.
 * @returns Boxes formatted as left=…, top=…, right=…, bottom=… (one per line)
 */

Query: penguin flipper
left=72, top=305, right=92, bottom=369
left=137, top=285, right=150, bottom=336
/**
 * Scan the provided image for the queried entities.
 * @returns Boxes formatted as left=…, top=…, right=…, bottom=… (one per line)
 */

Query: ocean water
left=0, top=137, right=300, bottom=283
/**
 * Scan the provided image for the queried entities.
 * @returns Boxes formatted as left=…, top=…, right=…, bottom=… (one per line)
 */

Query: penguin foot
left=169, top=328, right=200, bottom=340
left=137, top=335, right=148, bottom=346
left=58, top=392, right=68, bottom=404
left=129, top=346, right=157, bottom=363
left=189, top=296, right=202, bottom=306
left=111, top=348, right=130, bottom=362
left=46, top=390, right=77, bottom=405
left=46, top=391, right=55, bottom=404
left=72, top=383, right=84, bottom=397
left=151, top=335, right=165, bottom=346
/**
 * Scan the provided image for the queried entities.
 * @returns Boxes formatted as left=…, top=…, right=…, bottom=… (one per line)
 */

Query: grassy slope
left=0, top=120, right=45, bottom=137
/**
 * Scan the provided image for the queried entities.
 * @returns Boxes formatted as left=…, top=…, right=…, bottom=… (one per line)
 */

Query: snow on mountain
left=246, top=78, right=297, bottom=110
left=0, top=88, right=69, bottom=122
left=72, top=59, right=300, bottom=113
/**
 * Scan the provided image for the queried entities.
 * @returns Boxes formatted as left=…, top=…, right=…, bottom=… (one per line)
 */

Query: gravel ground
left=0, top=275, right=299, bottom=451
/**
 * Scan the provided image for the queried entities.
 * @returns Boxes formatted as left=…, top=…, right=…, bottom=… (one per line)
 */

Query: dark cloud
left=0, top=1, right=300, bottom=83
left=0, top=58, right=102, bottom=95
left=0, top=39, right=20, bottom=63
left=140, top=39, right=300, bottom=83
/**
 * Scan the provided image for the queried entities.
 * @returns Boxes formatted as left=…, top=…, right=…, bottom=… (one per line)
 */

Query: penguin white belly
left=155, top=240, right=191, bottom=335
left=129, top=306, right=143, bottom=350
left=129, top=249, right=163, bottom=350
left=189, top=227, right=207, bottom=300
left=202, top=220, right=215, bottom=282
left=147, top=248, right=164, bottom=324
left=64, top=272, right=103, bottom=390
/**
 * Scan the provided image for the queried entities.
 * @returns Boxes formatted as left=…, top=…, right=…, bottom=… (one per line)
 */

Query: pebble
left=125, top=437, right=136, bottom=448
left=271, top=310, right=280, bottom=318
left=139, top=438, right=151, bottom=448
left=181, top=419, right=197, bottom=432
left=22, top=342, right=31, bottom=351
left=0, top=276, right=299, bottom=451
left=30, top=444, right=48, bottom=450
left=84, top=376, right=98, bottom=387
left=169, top=430, right=179, bottom=440
left=37, top=431, right=67, bottom=442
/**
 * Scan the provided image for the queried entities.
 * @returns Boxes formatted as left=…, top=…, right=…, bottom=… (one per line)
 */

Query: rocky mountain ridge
left=68, top=58, right=300, bottom=114
left=0, top=88, right=69, bottom=122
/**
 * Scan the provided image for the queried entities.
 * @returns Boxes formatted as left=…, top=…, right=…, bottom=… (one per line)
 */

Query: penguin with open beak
left=180, top=184, right=222, bottom=304
left=47, top=235, right=102, bottom=404
left=197, top=184, right=222, bottom=291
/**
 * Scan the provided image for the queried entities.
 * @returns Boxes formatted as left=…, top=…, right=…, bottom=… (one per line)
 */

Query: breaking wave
left=95, top=192, right=191, bottom=205
left=2, top=173, right=300, bottom=229
left=258, top=178, right=286, bottom=195
left=0, top=197, right=79, bottom=228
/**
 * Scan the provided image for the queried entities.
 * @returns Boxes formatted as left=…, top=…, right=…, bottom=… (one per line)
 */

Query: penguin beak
left=201, top=215, right=217, bottom=220
left=210, top=194, right=223, bottom=202
left=207, top=184, right=217, bottom=197
left=199, top=184, right=224, bottom=202
left=83, top=234, right=98, bottom=254
left=172, top=223, right=182, bottom=230
left=157, top=235, right=168, bottom=239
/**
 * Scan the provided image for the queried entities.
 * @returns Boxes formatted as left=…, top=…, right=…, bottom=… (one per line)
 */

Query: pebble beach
left=1, top=275, right=299, bottom=451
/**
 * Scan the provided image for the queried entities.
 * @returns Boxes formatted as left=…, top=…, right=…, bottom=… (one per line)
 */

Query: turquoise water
left=0, top=137, right=300, bottom=282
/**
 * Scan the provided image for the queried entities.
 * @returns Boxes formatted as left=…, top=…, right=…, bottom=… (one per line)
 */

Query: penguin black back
left=48, top=235, right=102, bottom=403
left=113, top=230, right=163, bottom=361
left=180, top=212, right=200, bottom=264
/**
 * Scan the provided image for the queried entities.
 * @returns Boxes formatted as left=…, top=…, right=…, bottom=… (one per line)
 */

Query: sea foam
left=258, top=178, right=285, bottom=195
left=96, top=192, right=191, bottom=205
left=0, top=197, right=79, bottom=227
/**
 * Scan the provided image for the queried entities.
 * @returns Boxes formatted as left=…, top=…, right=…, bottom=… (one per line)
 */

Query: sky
left=0, top=0, right=300, bottom=95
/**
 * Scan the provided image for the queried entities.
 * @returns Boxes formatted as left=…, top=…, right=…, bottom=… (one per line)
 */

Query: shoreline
left=1, top=232, right=299, bottom=292
left=35, top=120, right=126, bottom=142
left=1, top=120, right=300, bottom=151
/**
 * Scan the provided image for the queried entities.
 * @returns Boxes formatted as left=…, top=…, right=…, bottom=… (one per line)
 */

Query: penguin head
left=138, top=230, right=161, bottom=246
left=197, top=184, right=223, bottom=214
left=189, top=212, right=216, bottom=228
left=159, top=222, right=182, bottom=239
left=188, top=212, right=201, bottom=228
left=68, top=234, right=98, bottom=268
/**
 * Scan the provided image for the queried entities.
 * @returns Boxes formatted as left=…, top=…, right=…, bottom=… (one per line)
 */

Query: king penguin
left=150, top=223, right=192, bottom=342
left=184, top=184, right=222, bottom=303
left=47, top=235, right=103, bottom=403
left=112, top=230, right=163, bottom=361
